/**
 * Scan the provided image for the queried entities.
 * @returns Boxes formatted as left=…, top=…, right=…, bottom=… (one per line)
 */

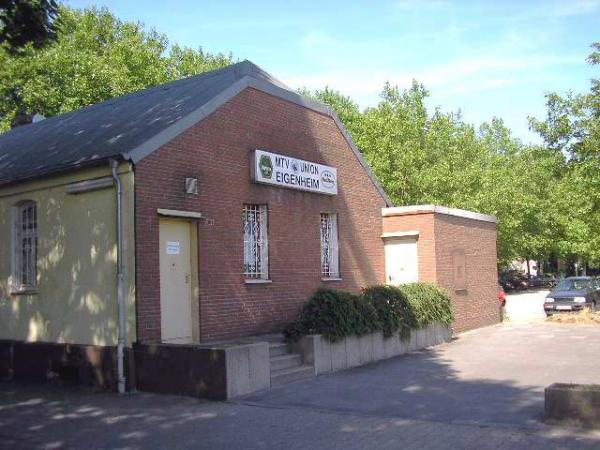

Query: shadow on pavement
left=244, top=348, right=544, bottom=427
left=1, top=344, right=599, bottom=449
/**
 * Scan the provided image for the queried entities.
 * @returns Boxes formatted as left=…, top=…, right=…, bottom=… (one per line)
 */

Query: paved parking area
left=2, top=321, right=600, bottom=449
left=504, top=289, right=549, bottom=323
left=246, top=322, right=600, bottom=427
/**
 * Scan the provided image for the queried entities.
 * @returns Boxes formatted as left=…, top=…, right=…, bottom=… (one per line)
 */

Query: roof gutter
left=0, top=155, right=129, bottom=190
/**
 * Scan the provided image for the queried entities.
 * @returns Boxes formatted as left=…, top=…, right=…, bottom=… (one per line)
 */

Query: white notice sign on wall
left=166, top=241, right=180, bottom=255
left=252, top=149, right=338, bottom=195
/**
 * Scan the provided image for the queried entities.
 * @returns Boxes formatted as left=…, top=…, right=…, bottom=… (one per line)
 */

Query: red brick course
left=134, top=88, right=387, bottom=342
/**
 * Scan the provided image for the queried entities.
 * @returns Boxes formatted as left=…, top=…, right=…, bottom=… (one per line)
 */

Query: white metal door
left=384, top=238, right=418, bottom=285
left=159, top=219, right=193, bottom=344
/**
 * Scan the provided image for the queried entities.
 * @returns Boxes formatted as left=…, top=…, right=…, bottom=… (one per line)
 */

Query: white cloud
left=416, top=55, right=580, bottom=88
left=506, top=0, right=600, bottom=21
left=282, top=54, right=582, bottom=107
left=548, top=0, right=600, bottom=17
left=395, top=0, right=449, bottom=11
left=284, top=71, right=402, bottom=98
left=443, top=78, right=516, bottom=97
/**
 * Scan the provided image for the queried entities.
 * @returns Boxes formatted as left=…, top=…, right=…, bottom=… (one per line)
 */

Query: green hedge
left=397, top=283, right=454, bottom=328
left=283, top=283, right=453, bottom=343
left=361, top=285, right=415, bottom=340
left=282, top=289, right=380, bottom=342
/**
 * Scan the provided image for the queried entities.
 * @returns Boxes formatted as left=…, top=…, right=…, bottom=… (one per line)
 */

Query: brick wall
left=434, top=214, right=500, bottom=333
left=134, top=87, right=387, bottom=342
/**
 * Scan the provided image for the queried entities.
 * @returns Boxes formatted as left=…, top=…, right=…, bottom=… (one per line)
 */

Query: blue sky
left=67, top=0, right=599, bottom=143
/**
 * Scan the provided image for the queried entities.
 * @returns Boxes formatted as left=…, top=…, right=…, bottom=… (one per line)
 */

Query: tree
left=530, top=42, right=600, bottom=265
left=309, top=82, right=564, bottom=265
left=0, top=6, right=233, bottom=130
left=0, top=0, right=59, bottom=53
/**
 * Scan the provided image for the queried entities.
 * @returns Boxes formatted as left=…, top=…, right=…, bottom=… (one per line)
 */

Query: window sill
left=322, top=277, right=342, bottom=282
left=10, top=288, right=38, bottom=296
left=244, top=279, right=272, bottom=284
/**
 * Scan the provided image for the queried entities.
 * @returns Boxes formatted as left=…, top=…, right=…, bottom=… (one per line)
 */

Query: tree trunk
left=526, top=258, right=531, bottom=279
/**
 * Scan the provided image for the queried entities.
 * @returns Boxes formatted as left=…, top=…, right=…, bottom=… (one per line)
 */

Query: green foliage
left=307, top=77, right=569, bottom=265
left=529, top=41, right=600, bottom=263
left=0, top=5, right=233, bottom=130
left=361, top=285, right=415, bottom=339
left=396, top=283, right=454, bottom=328
left=0, top=0, right=59, bottom=53
left=352, top=293, right=381, bottom=336
left=283, top=289, right=379, bottom=342
left=283, top=284, right=453, bottom=343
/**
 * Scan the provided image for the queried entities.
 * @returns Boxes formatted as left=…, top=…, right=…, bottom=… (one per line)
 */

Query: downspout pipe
left=110, top=158, right=127, bottom=394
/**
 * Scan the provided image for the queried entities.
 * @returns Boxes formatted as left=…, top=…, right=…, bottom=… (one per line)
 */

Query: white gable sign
left=251, top=149, right=338, bottom=195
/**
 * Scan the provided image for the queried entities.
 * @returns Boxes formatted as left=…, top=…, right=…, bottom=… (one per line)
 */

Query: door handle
left=185, top=275, right=190, bottom=284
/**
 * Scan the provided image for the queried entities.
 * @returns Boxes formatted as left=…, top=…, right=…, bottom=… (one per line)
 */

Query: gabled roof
left=0, top=60, right=392, bottom=206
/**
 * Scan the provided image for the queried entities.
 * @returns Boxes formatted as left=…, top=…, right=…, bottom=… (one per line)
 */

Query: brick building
left=134, top=86, right=390, bottom=342
left=0, top=61, right=498, bottom=392
left=382, top=205, right=500, bottom=333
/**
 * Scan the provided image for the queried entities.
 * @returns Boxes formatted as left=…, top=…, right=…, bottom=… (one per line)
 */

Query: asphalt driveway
left=245, top=321, right=600, bottom=428
left=2, top=321, right=600, bottom=449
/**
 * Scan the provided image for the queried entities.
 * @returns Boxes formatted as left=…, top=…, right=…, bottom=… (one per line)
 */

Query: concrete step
left=270, top=365, right=315, bottom=388
left=269, top=342, right=289, bottom=358
left=270, top=353, right=302, bottom=372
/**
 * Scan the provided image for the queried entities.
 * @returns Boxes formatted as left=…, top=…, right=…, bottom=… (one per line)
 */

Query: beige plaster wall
left=0, top=164, right=136, bottom=346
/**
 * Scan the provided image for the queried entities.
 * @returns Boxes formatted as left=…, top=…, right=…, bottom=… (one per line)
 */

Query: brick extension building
left=0, top=61, right=499, bottom=391
left=382, top=205, right=499, bottom=333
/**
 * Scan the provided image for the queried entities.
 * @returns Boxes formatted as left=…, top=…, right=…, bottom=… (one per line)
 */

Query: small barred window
left=320, top=213, right=339, bottom=278
left=243, top=204, right=269, bottom=279
left=13, top=201, right=38, bottom=291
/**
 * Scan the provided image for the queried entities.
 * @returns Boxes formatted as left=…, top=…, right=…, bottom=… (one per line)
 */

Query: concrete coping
left=157, top=208, right=205, bottom=219
left=381, top=204, right=497, bottom=223
left=381, top=230, right=419, bottom=239
left=150, top=341, right=268, bottom=351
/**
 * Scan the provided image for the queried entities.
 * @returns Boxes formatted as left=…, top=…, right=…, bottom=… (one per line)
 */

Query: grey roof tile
left=0, top=60, right=281, bottom=185
left=0, top=60, right=393, bottom=206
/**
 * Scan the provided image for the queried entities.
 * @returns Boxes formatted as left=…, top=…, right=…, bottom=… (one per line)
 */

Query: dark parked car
left=544, top=276, right=598, bottom=316
left=499, top=273, right=528, bottom=291
left=499, top=276, right=514, bottom=291
left=527, top=273, right=557, bottom=289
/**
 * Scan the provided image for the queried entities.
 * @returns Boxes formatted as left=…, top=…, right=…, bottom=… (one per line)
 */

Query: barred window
left=13, top=201, right=38, bottom=291
left=320, top=213, right=339, bottom=278
left=243, top=204, right=269, bottom=279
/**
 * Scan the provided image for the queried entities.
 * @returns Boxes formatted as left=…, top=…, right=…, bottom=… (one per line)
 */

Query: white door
left=384, top=238, right=419, bottom=285
left=159, top=219, right=193, bottom=343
